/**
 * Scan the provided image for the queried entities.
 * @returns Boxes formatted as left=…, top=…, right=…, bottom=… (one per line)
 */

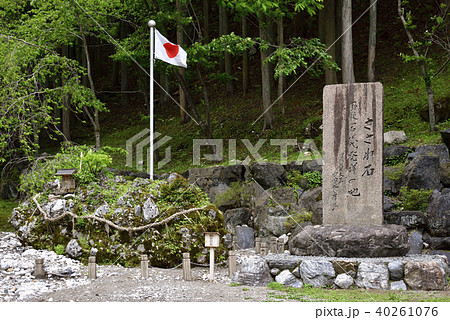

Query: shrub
left=397, top=187, right=433, bottom=212
left=287, top=170, right=322, bottom=190
left=19, top=145, right=124, bottom=196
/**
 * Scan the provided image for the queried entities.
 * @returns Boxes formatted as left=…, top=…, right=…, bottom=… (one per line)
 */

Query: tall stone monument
left=322, top=82, right=384, bottom=225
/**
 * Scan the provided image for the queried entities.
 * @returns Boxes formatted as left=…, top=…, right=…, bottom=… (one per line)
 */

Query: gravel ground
left=1, top=232, right=286, bottom=302
left=31, top=264, right=287, bottom=302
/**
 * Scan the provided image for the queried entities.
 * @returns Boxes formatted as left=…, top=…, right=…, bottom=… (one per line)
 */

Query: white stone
left=355, top=262, right=389, bottom=290
left=390, top=280, right=407, bottom=291
left=275, top=270, right=303, bottom=288
left=143, top=198, right=159, bottom=222
left=334, top=273, right=354, bottom=289
left=384, top=131, right=407, bottom=145
left=300, top=260, right=335, bottom=288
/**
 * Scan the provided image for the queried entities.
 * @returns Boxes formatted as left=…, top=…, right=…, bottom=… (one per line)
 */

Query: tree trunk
left=61, top=44, right=71, bottom=141
left=76, top=11, right=101, bottom=149
left=397, top=0, right=436, bottom=131
left=176, top=0, right=188, bottom=124
left=260, top=19, right=273, bottom=130
left=120, top=21, right=128, bottom=109
left=277, top=16, right=285, bottom=114
left=368, top=0, right=377, bottom=82
left=221, top=6, right=233, bottom=94
left=325, top=0, right=338, bottom=85
left=242, top=15, right=249, bottom=94
left=341, top=0, right=355, bottom=83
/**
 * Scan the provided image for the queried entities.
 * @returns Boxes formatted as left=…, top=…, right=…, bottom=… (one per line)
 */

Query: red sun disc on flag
left=163, top=43, right=179, bottom=58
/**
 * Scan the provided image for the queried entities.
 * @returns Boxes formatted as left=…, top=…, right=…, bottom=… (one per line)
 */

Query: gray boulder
left=275, top=270, right=303, bottom=288
left=426, top=189, right=450, bottom=237
left=297, top=187, right=323, bottom=225
left=65, top=239, right=83, bottom=258
left=402, top=155, right=441, bottom=190
left=142, top=198, right=159, bottom=222
left=94, top=204, right=110, bottom=217
left=250, top=162, right=287, bottom=189
left=388, top=261, right=404, bottom=281
left=438, top=163, right=450, bottom=187
left=231, top=255, right=273, bottom=286
left=302, top=159, right=322, bottom=173
left=289, top=225, right=410, bottom=257
left=383, top=166, right=404, bottom=195
left=407, top=231, right=423, bottom=255
left=441, top=129, right=450, bottom=150
left=414, top=145, right=449, bottom=165
left=224, top=208, right=252, bottom=233
left=383, top=211, right=425, bottom=229
left=355, top=262, right=389, bottom=290
left=384, top=145, right=410, bottom=163
left=265, top=254, right=302, bottom=270
left=384, top=131, right=407, bottom=144
left=383, top=196, right=396, bottom=212
left=334, top=273, right=354, bottom=289
left=235, top=225, right=255, bottom=249
left=424, top=236, right=450, bottom=250
left=50, top=199, right=66, bottom=217
left=253, top=205, right=290, bottom=237
left=299, top=260, right=335, bottom=288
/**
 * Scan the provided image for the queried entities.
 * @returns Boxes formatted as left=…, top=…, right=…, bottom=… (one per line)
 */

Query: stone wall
left=183, top=143, right=450, bottom=258
left=232, top=251, right=449, bottom=291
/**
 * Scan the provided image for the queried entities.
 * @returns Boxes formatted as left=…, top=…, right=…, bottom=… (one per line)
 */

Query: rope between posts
left=32, top=193, right=209, bottom=232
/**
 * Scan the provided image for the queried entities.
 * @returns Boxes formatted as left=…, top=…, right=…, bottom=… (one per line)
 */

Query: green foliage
left=19, top=145, right=123, bottom=195
left=397, top=186, right=433, bottom=211
left=287, top=170, right=322, bottom=190
left=384, top=149, right=412, bottom=166
left=385, top=162, right=407, bottom=181
left=269, top=37, right=339, bottom=79
left=213, top=181, right=251, bottom=208
left=158, top=177, right=211, bottom=212
left=284, top=208, right=312, bottom=230
left=54, top=244, right=65, bottom=255
left=0, top=199, right=17, bottom=232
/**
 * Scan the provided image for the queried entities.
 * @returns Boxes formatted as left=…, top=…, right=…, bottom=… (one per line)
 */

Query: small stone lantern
left=55, top=169, right=77, bottom=194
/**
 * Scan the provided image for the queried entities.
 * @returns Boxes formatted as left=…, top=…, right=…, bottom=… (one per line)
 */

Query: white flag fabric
left=154, top=29, right=187, bottom=68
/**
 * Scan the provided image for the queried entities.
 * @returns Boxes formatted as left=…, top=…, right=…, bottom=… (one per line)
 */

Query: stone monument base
left=289, top=225, right=410, bottom=258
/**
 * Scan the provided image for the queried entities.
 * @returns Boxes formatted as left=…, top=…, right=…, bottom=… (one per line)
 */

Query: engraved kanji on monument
left=323, top=83, right=384, bottom=225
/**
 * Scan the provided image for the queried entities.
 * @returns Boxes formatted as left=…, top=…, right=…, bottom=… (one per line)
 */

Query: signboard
left=204, top=232, right=219, bottom=248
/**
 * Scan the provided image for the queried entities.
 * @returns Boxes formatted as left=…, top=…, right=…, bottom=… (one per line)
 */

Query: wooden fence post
left=182, top=252, right=192, bottom=281
left=88, top=256, right=97, bottom=280
left=141, top=255, right=149, bottom=279
left=255, top=237, right=261, bottom=254
left=228, top=251, right=237, bottom=277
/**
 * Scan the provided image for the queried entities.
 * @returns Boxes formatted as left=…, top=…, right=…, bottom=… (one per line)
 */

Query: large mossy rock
left=289, top=225, right=410, bottom=257
left=10, top=176, right=227, bottom=268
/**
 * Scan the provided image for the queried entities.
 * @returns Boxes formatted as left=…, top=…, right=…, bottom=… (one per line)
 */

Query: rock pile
left=0, top=232, right=87, bottom=301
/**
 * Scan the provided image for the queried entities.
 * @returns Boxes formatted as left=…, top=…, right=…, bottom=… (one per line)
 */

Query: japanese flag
left=154, top=29, right=187, bottom=68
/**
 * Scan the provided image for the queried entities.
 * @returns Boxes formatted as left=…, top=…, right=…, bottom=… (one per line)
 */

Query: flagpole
left=148, top=20, right=156, bottom=180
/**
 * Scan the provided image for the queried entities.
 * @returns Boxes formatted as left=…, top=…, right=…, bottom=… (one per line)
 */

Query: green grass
left=266, top=282, right=450, bottom=302
left=0, top=198, right=17, bottom=232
